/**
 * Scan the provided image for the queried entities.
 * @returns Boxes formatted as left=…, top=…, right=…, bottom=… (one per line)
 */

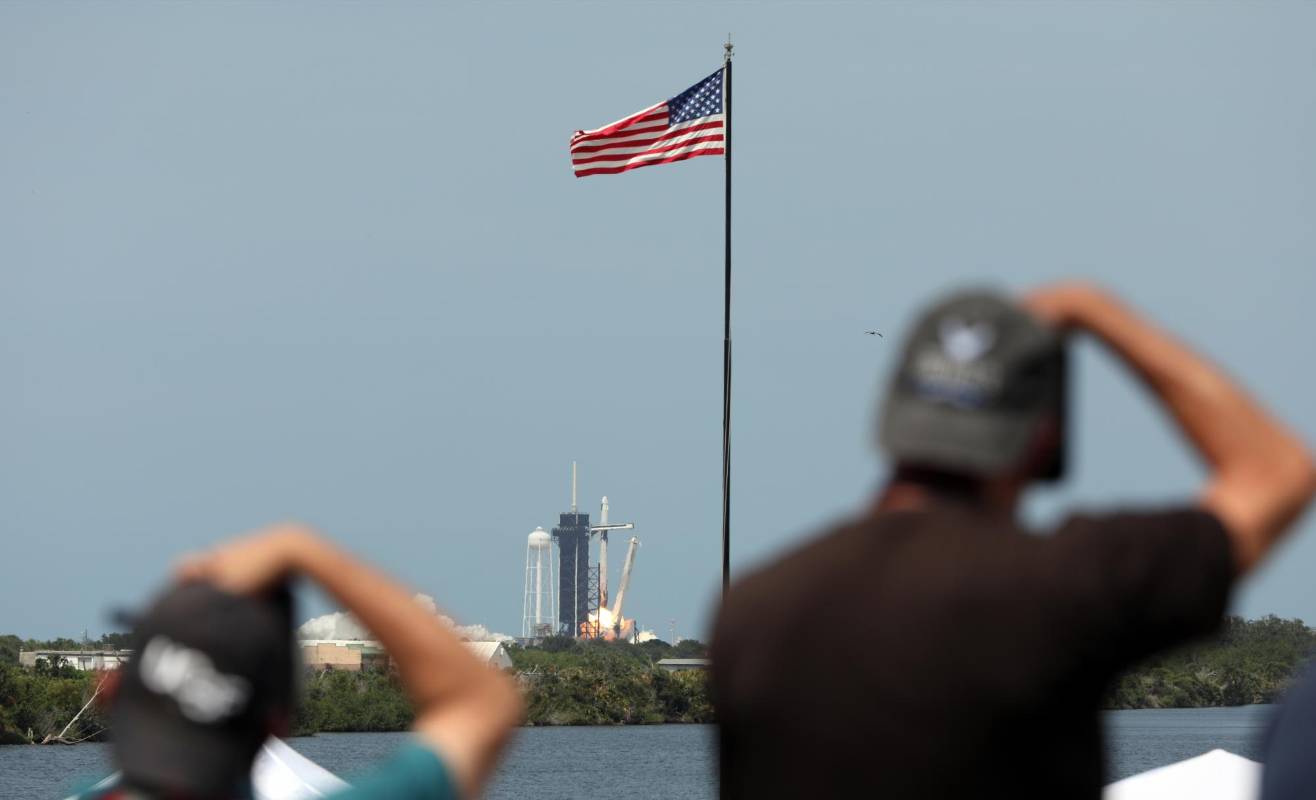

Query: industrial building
left=657, top=658, right=710, bottom=673
left=18, top=649, right=131, bottom=671
left=299, top=640, right=392, bottom=672
left=299, top=639, right=513, bottom=672
left=19, top=642, right=514, bottom=673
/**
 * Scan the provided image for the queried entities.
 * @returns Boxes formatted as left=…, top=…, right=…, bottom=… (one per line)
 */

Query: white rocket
left=589, top=495, right=635, bottom=616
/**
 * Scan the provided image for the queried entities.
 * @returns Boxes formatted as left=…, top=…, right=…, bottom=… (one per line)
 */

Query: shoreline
left=0, top=703, right=1282, bottom=747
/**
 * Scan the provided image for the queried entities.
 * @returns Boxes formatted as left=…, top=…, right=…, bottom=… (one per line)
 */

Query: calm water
left=0, top=706, right=1276, bottom=799
left=1103, top=704, right=1272, bottom=781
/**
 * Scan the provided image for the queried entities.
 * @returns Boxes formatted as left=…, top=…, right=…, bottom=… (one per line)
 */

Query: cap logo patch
left=908, top=318, right=1005, bottom=408
left=139, top=635, right=252, bottom=724
left=939, top=318, right=996, bottom=364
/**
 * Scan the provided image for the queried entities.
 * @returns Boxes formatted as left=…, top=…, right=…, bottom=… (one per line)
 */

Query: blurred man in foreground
left=75, top=525, right=521, bottom=800
left=1262, top=664, right=1316, bottom=799
left=713, top=283, right=1315, bottom=798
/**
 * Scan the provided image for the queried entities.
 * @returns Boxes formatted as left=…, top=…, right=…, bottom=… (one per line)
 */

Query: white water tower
left=522, top=527, right=556, bottom=639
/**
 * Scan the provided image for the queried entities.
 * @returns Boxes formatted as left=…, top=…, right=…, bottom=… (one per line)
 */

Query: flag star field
left=570, top=68, right=727, bottom=177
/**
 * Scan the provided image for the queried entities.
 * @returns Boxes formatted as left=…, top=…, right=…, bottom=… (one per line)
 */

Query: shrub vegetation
left=3, top=620, right=1312, bottom=743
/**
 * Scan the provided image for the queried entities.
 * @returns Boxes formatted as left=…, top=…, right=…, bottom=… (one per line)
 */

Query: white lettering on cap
left=138, top=635, right=253, bottom=724
left=939, top=318, right=997, bottom=364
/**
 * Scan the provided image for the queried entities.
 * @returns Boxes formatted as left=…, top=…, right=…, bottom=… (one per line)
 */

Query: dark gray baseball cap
left=879, top=289, right=1067, bottom=480
left=111, top=582, right=296, bottom=796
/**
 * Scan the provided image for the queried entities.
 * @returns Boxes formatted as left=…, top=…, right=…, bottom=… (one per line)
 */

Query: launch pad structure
left=551, top=462, right=637, bottom=638
left=553, top=512, right=590, bottom=637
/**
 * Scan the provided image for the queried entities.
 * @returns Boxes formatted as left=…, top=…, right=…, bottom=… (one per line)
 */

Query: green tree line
left=1106, top=615, right=1316, bottom=709
left=0, top=636, right=713, bottom=742
left=509, top=637, right=712, bottom=726
left=294, top=638, right=713, bottom=732
left=4, top=619, right=1313, bottom=744
left=0, top=633, right=134, bottom=668
left=0, top=660, right=108, bottom=745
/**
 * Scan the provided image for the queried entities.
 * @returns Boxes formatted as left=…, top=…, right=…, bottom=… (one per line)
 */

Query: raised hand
left=175, top=523, right=318, bottom=595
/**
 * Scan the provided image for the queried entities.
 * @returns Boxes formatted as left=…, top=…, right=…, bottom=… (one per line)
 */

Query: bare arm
left=179, top=526, right=522, bottom=799
left=1026, top=283, right=1316, bottom=574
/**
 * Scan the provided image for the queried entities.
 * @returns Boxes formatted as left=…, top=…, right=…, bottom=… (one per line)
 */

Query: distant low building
left=18, top=650, right=132, bottom=672
left=464, top=641, right=515, bottom=670
left=299, top=639, right=513, bottom=672
left=657, top=658, right=710, bottom=673
left=299, top=640, right=391, bottom=672
left=16, top=641, right=515, bottom=673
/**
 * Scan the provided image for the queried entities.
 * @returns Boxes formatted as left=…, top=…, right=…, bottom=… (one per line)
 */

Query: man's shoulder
left=1040, top=506, right=1233, bottom=571
left=327, top=741, right=456, bottom=800
left=728, top=509, right=1015, bottom=594
left=1048, top=506, right=1226, bottom=538
left=63, top=776, right=125, bottom=800
left=718, top=511, right=974, bottom=635
left=715, top=505, right=1228, bottom=644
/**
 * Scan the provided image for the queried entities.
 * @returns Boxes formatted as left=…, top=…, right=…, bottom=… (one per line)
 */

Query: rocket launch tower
left=553, top=462, right=591, bottom=637
left=551, top=462, right=639, bottom=638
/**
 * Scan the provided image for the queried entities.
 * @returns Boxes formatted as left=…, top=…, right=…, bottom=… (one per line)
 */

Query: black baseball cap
left=879, top=289, right=1068, bottom=480
left=111, top=582, right=296, bottom=796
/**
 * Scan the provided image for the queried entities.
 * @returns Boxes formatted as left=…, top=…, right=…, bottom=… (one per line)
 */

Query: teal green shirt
left=70, top=742, right=455, bottom=800
left=328, top=742, right=457, bottom=800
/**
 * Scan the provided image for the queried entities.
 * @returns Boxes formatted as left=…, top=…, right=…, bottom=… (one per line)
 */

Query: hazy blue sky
left=3, top=2, right=1313, bottom=641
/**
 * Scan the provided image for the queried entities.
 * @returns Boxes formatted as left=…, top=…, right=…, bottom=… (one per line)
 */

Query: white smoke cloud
left=297, top=610, right=370, bottom=641
left=635, top=629, right=658, bottom=643
left=441, top=618, right=512, bottom=644
left=297, top=593, right=512, bottom=643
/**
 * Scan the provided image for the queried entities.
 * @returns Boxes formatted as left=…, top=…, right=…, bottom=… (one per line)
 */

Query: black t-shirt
left=712, top=507, right=1233, bottom=800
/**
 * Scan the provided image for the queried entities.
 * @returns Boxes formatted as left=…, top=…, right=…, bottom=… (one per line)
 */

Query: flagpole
left=721, top=37, right=733, bottom=596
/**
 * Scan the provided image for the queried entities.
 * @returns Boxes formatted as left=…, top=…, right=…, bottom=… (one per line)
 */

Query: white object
left=464, top=640, right=515, bottom=670
left=251, top=738, right=350, bottom=799
left=522, top=527, right=556, bottom=638
left=1103, top=749, right=1261, bottom=800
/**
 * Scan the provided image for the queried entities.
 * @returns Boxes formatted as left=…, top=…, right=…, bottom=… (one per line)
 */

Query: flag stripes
left=570, top=69, right=725, bottom=178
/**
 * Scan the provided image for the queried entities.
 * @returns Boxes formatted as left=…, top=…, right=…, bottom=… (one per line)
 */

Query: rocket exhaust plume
left=580, top=535, right=641, bottom=641
left=579, top=607, right=637, bottom=641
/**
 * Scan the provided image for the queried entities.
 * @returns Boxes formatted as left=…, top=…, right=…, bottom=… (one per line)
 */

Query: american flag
left=570, top=68, right=725, bottom=178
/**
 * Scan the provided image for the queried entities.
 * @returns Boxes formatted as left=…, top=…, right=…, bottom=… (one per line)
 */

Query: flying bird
left=865, top=330, right=883, bottom=337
